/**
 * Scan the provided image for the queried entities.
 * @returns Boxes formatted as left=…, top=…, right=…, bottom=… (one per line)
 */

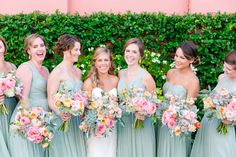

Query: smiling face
left=124, top=43, right=141, bottom=66
left=95, top=52, right=111, bottom=74
left=27, top=37, right=46, bottom=62
left=174, top=48, right=193, bottom=69
left=66, top=41, right=81, bottom=63
left=223, top=62, right=236, bottom=79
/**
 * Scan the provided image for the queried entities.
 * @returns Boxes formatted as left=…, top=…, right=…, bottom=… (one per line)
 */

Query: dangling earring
left=190, top=63, right=197, bottom=74
left=28, top=55, right=31, bottom=60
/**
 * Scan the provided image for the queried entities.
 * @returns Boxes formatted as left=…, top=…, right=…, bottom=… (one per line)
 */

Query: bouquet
left=201, top=88, right=236, bottom=134
left=79, top=91, right=122, bottom=137
left=10, top=106, right=56, bottom=148
left=53, top=87, right=88, bottom=132
left=161, top=93, right=201, bottom=136
left=0, top=71, right=23, bottom=115
left=119, top=87, right=158, bottom=128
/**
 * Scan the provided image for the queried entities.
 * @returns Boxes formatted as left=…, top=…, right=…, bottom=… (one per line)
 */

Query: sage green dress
left=9, top=62, right=49, bottom=157
left=190, top=76, right=236, bottom=157
left=49, top=80, right=86, bottom=157
left=117, top=68, right=156, bottom=157
left=0, top=72, right=18, bottom=157
left=156, top=82, right=191, bottom=157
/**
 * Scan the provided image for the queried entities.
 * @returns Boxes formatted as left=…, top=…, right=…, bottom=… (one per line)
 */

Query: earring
left=190, top=63, right=197, bottom=74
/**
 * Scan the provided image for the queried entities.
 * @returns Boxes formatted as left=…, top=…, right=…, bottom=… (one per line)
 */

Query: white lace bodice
left=92, top=87, right=117, bottom=100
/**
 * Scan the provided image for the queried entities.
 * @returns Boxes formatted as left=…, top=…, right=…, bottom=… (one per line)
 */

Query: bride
left=83, top=47, right=119, bottom=157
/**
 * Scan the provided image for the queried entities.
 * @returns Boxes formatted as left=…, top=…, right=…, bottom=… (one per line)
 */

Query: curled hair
left=54, top=34, right=81, bottom=56
left=225, top=50, right=236, bottom=70
left=0, top=36, right=7, bottom=54
left=124, top=38, right=145, bottom=57
left=86, top=47, right=115, bottom=88
left=24, top=34, right=45, bottom=53
left=178, top=41, right=200, bottom=66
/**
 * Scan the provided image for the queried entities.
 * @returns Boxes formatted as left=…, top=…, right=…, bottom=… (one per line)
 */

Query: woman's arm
left=16, top=63, right=32, bottom=107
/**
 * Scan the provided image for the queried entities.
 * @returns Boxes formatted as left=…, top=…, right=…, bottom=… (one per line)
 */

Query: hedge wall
left=0, top=11, right=235, bottom=93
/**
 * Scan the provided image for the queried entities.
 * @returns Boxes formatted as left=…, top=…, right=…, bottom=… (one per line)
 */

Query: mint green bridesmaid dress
left=190, top=76, right=236, bottom=157
left=156, top=82, right=191, bottom=157
left=9, top=62, right=50, bottom=157
left=117, top=68, right=156, bottom=157
left=0, top=72, right=17, bottom=157
left=49, top=80, right=86, bottom=157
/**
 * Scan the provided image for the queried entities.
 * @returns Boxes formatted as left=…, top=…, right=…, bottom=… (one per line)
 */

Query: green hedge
left=1, top=12, right=236, bottom=115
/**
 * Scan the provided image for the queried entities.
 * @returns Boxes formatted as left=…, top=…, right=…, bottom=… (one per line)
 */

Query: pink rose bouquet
left=53, top=88, right=88, bottom=132
left=10, top=106, right=56, bottom=148
left=79, top=92, right=122, bottom=137
left=201, top=88, right=236, bottom=134
left=161, top=94, right=201, bottom=136
left=0, top=71, right=23, bottom=115
left=119, top=87, right=159, bottom=128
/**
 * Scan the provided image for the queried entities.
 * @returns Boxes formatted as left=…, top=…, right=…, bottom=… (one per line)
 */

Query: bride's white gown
left=86, top=87, right=117, bottom=157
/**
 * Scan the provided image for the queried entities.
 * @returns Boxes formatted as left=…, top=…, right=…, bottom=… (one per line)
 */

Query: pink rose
left=97, top=123, right=106, bottom=135
left=167, top=120, right=177, bottom=129
left=145, top=102, right=156, bottom=115
left=0, top=80, right=8, bottom=92
left=5, top=78, right=16, bottom=88
left=227, top=100, right=236, bottom=113
left=31, top=107, right=44, bottom=115
left=19, top=117, right=31, bottom=125
left=74, top=93, right=88, bottom=106
left=27, top=127, right=44, bottom=144
left=106, top=118, right=114, bottom=127
left=183, top=111, right=196, bottom=123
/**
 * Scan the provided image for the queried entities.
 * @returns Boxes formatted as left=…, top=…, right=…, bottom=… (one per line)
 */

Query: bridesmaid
left=9, top=34, right=50, bottom=157
left=190, top=50, right=236, bottom=157
left=117, top=38, right=156, bottom=157
left=0, top=36, right=17, bottom=157
left=156, top=41, right=200, bottom=157
left=47, top=34, right=86, bottom=157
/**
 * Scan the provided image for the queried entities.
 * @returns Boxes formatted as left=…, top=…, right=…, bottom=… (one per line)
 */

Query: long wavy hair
left=86, top=47, right=115, bottom=88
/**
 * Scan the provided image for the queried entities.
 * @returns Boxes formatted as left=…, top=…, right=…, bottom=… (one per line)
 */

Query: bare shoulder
left=83, top=77, right=93, bottom=91
left=74, top=66, right=82, bottom=79
left=16, top=62, right=32, bottom=81
left=186, top=74, right=200, bottom=97
left=191, top=74, right=200, bottom=85
left=143, top=70, right=154, bottom=81
left=218, top=73, right=225, bottom=80
left=17, top=62, right=31, bottom=73
left=83, top=77, right=92, bottom=86
left=6, top=61, right=16, bottom=70
left=110, top=75, right=119, bottom=86
left=49, top=65, right=62, bottom=76
left=118, top=69, right=125, bottom=78
left=166, top=68, right=176, bottom=79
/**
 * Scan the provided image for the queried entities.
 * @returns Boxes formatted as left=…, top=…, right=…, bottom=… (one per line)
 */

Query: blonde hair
left=86, top=47, right=115, bottom=88
left=24, top=34, right=45, bottom=53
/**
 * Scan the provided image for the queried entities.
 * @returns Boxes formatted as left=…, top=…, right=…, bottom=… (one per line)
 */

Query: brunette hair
left=178, top=41, right=200, bottom=66
left=54, top=34, right=81, bottom=56
left=124, top=38, right=145, bottom=57
left=225, top=50, right=236, bottom=70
